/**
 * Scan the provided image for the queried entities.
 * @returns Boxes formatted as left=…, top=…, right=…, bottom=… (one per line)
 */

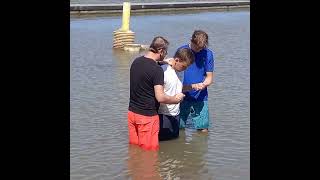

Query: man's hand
left=163, top=58, right=174, bottom=65
left=174, top=93, right=185, bottom=102
left=191, top=83, right=206, bottom=91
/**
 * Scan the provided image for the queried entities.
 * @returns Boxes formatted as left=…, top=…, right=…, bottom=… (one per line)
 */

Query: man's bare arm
left=154, top=85, right=184, bottom=104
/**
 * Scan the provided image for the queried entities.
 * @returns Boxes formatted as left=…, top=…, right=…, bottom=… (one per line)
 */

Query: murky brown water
left=71, top=9, right=250, bottom=180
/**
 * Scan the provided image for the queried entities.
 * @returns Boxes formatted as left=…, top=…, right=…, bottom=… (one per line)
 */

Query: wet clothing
left=128, top=111, right=159, bottom=150
left=159, top=114, right=180, bottom=141
left=179, top=100, right=210, bottom=129
left=128, top=56, right=164, bottom=150
left=177, top=45, right=214, bottom=129
left=158, top=64, right=184, bottom=140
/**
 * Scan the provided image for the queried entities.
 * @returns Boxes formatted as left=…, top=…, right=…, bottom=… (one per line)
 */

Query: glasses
left=160, top=48, right=168, bottom=58
left=163, top=49, right=167, bottom=56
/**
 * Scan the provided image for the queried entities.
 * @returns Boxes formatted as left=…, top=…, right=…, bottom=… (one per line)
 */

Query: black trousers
left=159, top=114, right=180, bottom=141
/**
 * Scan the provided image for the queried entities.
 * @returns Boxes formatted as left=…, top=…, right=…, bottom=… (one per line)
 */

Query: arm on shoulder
left=157, top=58, right=174, bottom=66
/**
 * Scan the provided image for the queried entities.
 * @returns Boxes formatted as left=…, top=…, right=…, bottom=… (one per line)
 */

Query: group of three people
left=128, top=30, right=215, bottom=150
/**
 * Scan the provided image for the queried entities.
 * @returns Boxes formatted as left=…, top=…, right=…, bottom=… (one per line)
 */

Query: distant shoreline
left=70, top=1, right=250, bottom=15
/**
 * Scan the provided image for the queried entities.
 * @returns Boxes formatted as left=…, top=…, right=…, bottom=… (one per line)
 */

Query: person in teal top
left=177, top=30, right=215, bottom=132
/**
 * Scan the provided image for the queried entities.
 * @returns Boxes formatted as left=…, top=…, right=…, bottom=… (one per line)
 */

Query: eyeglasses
left=163, top=49, right=168, bottom=56
left=159, top=48, right=167, bottom=58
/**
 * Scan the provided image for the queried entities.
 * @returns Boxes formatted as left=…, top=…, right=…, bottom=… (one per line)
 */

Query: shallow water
left=71, top=9, right=250, bottom=180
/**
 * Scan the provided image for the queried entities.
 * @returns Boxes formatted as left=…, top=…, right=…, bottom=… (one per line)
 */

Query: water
left=71, top=9, right=250, bottom=180
left=71, top=0, right=247, bottom=5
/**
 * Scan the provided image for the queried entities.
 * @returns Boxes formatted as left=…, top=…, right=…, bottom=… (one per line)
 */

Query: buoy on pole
left=113, top=2, right=136, bottom=49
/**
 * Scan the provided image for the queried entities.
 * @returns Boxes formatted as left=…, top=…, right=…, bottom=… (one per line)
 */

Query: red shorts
left=127, top=111, right=159, bottom=151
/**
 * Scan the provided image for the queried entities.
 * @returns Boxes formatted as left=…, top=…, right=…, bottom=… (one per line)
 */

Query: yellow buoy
left=121, top=2, right=131, bottom=32
left=113, top=2, right=137, bottom=50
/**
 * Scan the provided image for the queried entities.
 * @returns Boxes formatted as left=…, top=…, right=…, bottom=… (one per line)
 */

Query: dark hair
left=191, top=30, right=208, bottom=48
left=149, top=36, right=169, bottom=53
left=174, top=48, right=195, bottom=65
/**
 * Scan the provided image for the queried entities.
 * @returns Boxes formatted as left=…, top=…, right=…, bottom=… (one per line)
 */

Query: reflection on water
left=127, top=144, right=162, bottom=180
left=126, top=130, right=210, bottom=180
left=159, top=129, right=211, bottom=179
left=112, top=49, right=141, bottom=64
left=71, top=9, right=249, bottom=180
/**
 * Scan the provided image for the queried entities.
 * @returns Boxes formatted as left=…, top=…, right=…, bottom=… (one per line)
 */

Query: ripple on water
left=71, top=10, right=250, bottom=180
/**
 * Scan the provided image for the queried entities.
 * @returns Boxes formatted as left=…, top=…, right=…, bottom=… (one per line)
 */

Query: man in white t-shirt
left=158, top=48, right=196, bottom=140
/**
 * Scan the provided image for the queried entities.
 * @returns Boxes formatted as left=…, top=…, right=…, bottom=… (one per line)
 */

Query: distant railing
left=70, top=1, right=250, bottom=14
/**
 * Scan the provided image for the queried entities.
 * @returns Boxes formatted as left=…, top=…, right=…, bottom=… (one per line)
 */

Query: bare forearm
left=157, top=61, right=167, bottom=66
left=155, top=85, right=182, bottom=104
left=157, top=58, right=173, bottom=66
left=203, top=78, right=212, bottom=87
left=203, top=72, right=214, bottom=87
left=157, top=94, right=180, bottom=104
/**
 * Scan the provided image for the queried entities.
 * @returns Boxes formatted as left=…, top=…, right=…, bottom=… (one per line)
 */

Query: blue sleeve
left=205, top=50, right=214, bottom=72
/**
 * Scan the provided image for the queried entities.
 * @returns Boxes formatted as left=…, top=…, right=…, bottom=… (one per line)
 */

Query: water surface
left=71, top=9, right=250, bottom=180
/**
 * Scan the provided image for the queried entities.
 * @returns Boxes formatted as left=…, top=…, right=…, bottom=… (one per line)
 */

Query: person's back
left=129, top=56, right=164, bottom=116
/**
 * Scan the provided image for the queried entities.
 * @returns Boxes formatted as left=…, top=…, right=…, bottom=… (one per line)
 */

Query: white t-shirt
left=158, top=64, right=184, bottom=116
